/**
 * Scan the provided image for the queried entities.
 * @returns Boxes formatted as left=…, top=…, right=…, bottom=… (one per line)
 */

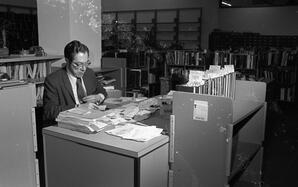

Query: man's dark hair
left=64, top=40, right=89, bottom=62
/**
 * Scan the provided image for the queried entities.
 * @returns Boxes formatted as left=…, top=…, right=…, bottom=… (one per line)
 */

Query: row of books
left=0, top=61, right=50, bottom=107
left=275, top=70, right=296, bottom=85
left=0, top=61, right=48, bottom=82
left=209, top=30, right=298, bottom=50
left=213, top=51, right=257, bottom=70
left=263, top=70, right=274, bottom=82
left=260, top=49, right=297, bottom=67
left=181, top=65, right=236, bottom=99
left=280, top=86, right=295, bottom=102
left=165, top=50, right=206, bottom=66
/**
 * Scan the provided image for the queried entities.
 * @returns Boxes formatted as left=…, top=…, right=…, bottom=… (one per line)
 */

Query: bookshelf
left=175, top=66, right=236, bottom=99
left=0, top=55, right=63, bottom=105
left=213, top=50, right=259, bottom=80
left=162, top=50, right=209, bottom=93
left=258, top=48, right=297, bottom=102
left=209, top=29, right=298, bottom=102
left=171, top=80, right=267, bottom=186
left=126, top=51, right=165, bottom=97
left=209, top=30, right=298, bottom=51
left=99, top=57, right=127, bottom=96
left=102, top=7, right=202, bottom=52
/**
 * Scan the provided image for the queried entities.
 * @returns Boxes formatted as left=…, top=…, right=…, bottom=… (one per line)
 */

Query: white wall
left=37, top=0, right=102, bottom=67
left=218, top=6, right=298, bottom=35
left=102, top=0, right=219, bottom=50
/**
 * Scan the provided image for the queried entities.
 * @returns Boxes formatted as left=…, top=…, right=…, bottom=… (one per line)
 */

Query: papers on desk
left=106, top=123, right=163, bottom=142
left=56, top=107, right=108, bottom=134
left=56, top=97, right=161, bottom=134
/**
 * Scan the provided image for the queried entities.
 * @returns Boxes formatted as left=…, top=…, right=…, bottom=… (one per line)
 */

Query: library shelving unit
left=213, top=50, right=259, bottom=80
left=165, top=50, right=208, bottom=71
left=0, top=55, right=63, bottom=105
left=102, top=7, right=202, bottom=52
left=171, top=80, right=267, bottom=186
left=0, top=83, right=39, bottom=187
left=126, top=51, right=165, bottom=97
left=259, top=48, right=297, bottom=102
left=161, top=50, right=209, bottom=94
left=209, top=30, right=298, bottom=51
left=99, top=57, right=127, bottom=96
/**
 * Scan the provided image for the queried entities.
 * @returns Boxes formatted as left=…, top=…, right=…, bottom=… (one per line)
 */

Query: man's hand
left=88, top=103, right=107, bottom=110
left=82, top=93, right=105, bottom=104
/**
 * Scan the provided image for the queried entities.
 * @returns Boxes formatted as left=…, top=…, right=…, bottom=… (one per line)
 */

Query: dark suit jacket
left=43, top=67, right=107, bottom=125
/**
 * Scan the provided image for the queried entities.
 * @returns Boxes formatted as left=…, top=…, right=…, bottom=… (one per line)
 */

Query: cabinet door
left=173, top=92, right=232, bottom=187
left=0, top=85, right=37, bottom=187
left=43, top=134, right=135, bottom=187
left=140, top=143, right=169, bottom=187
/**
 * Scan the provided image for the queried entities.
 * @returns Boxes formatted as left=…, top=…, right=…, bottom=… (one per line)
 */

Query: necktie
left=76, top=78, right=86, bottom=103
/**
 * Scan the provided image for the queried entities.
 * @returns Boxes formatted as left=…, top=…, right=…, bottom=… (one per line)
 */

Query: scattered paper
left=106, top=123, right=163, bottom=142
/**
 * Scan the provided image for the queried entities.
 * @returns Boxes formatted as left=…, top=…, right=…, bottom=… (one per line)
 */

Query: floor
left=262, top=101, right=298, bottom=187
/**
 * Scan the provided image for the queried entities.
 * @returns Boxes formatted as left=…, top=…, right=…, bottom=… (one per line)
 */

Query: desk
left=43, top=113, right=169, bottom=187
left=92, top=67, right=120, bottom=74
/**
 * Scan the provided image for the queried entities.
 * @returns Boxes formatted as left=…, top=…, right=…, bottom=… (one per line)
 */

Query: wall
left=37, top=0, right=102, bottom=67
left=218, top=6, right=298, bottom=35
left=102, top=0, right=219, bottom=50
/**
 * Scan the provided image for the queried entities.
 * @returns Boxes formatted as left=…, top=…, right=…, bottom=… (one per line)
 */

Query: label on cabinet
left=193, top=100, right=208, bottom=121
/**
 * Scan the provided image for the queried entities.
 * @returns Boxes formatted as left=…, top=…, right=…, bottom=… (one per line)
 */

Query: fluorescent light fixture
left=222, top=1, right=232, bottom=6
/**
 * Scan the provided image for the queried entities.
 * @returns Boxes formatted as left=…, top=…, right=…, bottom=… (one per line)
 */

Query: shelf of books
left=125, top=51, right=165, bottom=97
left=0, top=55, right=63, bottom=105
left=213, top=50, right=259, bottom=80
left=258, top=48, right=297, bottom=102
left=165, top=50, right=208, bottom=76
left=161, top=50, right=209, bottom=93
left=175, top=65, right=236, bottom=99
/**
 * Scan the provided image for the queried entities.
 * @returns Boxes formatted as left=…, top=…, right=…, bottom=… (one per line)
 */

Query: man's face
left=68, top=52, right=90, bottom=78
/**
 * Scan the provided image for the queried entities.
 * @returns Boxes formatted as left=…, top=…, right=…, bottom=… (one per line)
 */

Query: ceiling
left=220, top=0, right=298, bottom=7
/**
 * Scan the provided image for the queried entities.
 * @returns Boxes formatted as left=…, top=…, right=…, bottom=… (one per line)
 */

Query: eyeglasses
left=71, top=60, right=91, bottom=69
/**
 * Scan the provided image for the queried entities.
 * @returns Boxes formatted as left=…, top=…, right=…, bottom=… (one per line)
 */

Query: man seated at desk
left=43, top=40, right=107, bottom=126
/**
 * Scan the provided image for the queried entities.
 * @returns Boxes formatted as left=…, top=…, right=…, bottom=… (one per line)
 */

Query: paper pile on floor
left=106, top=123, right=163, bottom=142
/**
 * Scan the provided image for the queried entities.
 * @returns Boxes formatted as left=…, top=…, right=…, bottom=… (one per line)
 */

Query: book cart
left=170, top=74, right=267, bottom=186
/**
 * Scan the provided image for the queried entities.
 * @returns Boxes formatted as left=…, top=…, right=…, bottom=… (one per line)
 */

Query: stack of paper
left=106, top=123, right=163, bottom=142
left=56, top=107, right=108, bottom=134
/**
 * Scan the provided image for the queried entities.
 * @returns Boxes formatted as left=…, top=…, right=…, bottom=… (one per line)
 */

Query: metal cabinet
left=171, top=80, right=267, bottom=186
left=43, top=126, right=169, bottom=187
left=0, top=84, right=39, bottom=187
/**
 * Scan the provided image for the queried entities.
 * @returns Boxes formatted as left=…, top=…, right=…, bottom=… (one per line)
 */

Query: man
left=43, top=40, right=107, bottom=125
